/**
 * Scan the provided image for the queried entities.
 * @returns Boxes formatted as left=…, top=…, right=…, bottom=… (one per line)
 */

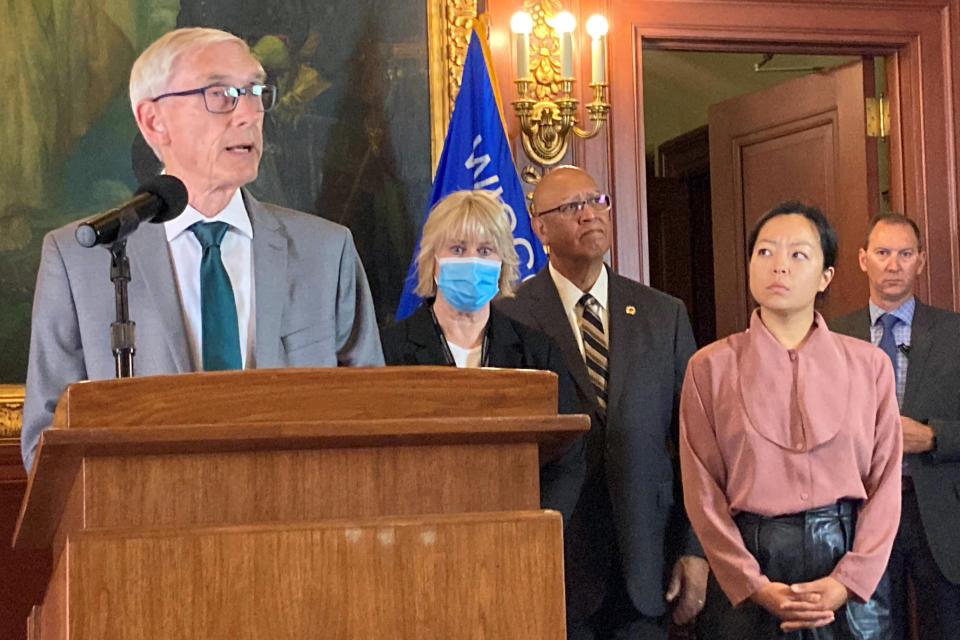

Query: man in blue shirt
left=832, top=212, right=960, bottom=640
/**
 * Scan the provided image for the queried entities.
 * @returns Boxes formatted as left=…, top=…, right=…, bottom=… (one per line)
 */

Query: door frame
left=593, top=0, right=960, bottom=311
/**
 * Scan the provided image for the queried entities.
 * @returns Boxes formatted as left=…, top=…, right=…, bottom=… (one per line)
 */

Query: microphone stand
left=109, top=240, right=135, bottom=378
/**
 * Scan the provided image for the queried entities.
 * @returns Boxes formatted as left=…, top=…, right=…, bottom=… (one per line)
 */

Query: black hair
left=747, top=201, right=838, bottom=270
left=863, top=212, right=922, bottom=251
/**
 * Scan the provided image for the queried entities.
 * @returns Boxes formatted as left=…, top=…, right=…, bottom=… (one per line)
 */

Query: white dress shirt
left=447, top=342, right=482, bottom=368
left=164, top=189, right=256, bottom=370
left=548, top=261, right=609, bottom=358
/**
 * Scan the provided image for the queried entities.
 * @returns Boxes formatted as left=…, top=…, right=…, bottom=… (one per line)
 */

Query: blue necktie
left=189, top=222, right=242, bottom=371
left=878, top=313, right=899, bottom=378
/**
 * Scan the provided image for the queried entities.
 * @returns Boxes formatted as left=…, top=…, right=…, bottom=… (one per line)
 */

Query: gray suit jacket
left=22, top=190, right=383, bottom=469
left=496, top=267, right=700, bottom=618
left=831, top=301, right=960, bottom=583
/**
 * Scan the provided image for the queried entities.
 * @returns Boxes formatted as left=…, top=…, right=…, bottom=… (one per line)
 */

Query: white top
left=164, top=189, right=256, bottom=369
left=548, top=261, right=609, bottom=358
left=447, top=341, right=482, bottom=368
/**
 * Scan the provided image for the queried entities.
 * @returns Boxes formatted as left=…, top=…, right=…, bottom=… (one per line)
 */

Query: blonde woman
left=382, top=189, right=584, bottom=521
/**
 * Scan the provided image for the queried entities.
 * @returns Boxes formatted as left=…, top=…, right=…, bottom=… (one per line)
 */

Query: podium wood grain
left=51, top=367, right=558, bottom=428
left=16, top=368, right=586, bottom=639
left=64, top=512, right=564, bottom=639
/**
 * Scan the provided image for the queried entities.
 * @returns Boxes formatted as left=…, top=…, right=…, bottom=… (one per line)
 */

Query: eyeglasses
left=151, top=83, right=278, bottom=113
left=536, top=193, right=612, bottom=218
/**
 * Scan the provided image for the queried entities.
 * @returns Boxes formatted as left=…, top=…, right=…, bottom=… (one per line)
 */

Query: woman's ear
left=819, top=266, right=836, bottom=292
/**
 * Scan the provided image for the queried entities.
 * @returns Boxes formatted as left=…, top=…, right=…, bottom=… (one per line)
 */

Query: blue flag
left=394, top=29, right=547, bottom=321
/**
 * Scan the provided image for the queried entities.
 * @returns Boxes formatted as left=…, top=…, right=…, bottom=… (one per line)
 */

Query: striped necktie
left=578, top=293, right=609, bottom=411
left=189, top=221, right=242, bottom=371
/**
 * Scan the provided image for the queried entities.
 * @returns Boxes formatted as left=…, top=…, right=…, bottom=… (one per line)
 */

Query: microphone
left=76, top=175, right=188, bottom=248
left=898, top=344, right=911, bottom=356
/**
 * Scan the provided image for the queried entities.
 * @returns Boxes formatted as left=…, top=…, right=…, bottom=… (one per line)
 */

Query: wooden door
left=709, top=60, right=877, bottom=337
left=650, top=126, right=716, bottom=349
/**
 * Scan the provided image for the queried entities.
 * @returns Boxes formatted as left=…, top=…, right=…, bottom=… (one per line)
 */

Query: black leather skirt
left=696, top=500, right=893, bottom=639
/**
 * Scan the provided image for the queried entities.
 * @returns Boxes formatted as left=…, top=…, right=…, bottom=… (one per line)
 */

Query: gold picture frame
left=0, top=384, right=24, bottom=438
left=427, top=0, right=479, bottom=172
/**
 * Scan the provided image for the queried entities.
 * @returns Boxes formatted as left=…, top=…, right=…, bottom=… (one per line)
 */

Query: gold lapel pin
left=625, top=305, right=636, bottom=315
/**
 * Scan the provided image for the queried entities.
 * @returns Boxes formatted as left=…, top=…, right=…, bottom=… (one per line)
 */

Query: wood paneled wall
left=0, top=442, right=49, bottom=640
left=487, top=0, right=960, bottom=313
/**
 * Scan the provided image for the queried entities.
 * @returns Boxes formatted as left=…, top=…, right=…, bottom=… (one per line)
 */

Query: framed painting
left=1, top=0, right=482, bottom=435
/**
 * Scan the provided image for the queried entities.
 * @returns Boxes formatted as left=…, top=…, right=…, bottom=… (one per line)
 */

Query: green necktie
left=189, top=221, right=242, bottom=371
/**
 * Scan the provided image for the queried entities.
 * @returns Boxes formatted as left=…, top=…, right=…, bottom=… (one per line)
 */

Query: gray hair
left=129, top=28, right=249, bottom=149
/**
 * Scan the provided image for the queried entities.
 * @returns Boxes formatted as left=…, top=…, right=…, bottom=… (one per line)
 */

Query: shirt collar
left=742, top=308, right=847, bottom=449
left=548, top=261, right=609, bottom=312
left=868, top=296, right=916, bottom=327
left=164, top=188, right=253, bottom=241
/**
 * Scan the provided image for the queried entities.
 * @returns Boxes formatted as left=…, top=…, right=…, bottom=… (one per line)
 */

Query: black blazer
left=831, top=301, right=960, bottom=584
left=380, top=301, right=586, bottom=522
left=495, top=267, right=701, bottom=619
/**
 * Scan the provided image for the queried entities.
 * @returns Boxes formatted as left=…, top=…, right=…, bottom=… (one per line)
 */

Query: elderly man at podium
left=21, top=27, right=383, bottom=470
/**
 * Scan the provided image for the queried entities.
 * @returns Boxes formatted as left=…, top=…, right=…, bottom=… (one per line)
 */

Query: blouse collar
left=737, top=309, right=851, bottom=450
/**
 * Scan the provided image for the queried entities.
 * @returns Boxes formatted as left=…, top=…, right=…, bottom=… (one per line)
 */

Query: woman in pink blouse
left=679, top=202, right=902, bottom=639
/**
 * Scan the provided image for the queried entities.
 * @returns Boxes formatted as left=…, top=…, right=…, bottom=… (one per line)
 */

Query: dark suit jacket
left=831, top=301, right=960, bottom=584
left=495, top=267, right=701, bottom=619
left=380, top=301, right=586, bottom=522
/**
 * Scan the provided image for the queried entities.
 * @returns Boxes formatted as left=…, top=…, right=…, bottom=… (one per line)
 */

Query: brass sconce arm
left=512, top=78, right=610, bottom=166
left=509, top=11, right=610, bottom=166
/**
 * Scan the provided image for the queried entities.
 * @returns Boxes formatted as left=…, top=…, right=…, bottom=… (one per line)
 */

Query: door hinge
left=865, top=96, right=890, bottom=138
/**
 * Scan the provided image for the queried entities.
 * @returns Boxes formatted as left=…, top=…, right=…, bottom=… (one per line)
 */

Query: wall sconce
left=510, top=10, right=610, bottom=166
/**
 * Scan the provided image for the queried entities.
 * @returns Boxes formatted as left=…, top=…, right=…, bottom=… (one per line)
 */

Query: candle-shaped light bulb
left=511, top=11, right=533, bottom=34
left=553, top=11, right=576, bottom=78
left=510, top=12, right=533, bottom=79
left=586, top=15, right=608, bottom=84
left=585, top=14, right=608, bottom=39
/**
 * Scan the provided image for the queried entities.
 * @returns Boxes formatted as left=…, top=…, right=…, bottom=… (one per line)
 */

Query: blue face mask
left=436, top=257, right=502, bottom=312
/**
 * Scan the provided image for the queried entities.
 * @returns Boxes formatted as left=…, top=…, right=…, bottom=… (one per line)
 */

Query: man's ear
left=531, top=215, right=548, bottom=247
left=135, top=100, right=170, bottom=150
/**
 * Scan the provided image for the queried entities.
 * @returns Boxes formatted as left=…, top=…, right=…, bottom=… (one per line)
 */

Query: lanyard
left=429, top=305, right=490, bottom=367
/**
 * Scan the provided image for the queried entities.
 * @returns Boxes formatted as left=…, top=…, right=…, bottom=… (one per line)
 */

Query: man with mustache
left=832, top=213, right=960, bottom=639
left=22, top=27, right=383, bottom=470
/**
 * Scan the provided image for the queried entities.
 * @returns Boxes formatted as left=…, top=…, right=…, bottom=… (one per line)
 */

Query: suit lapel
left=605, top=274, right=653, bottom=416
left=406, top=304, right=450, bottom=364
left=127, top=222, right=192, bottom=372
left=903, top=301, right=935, bottom=409
left=848, top=307, right=872, bottom=341
left=524, top=270, right=597, bottom=410
left=486, top=307, right=522, bottom=367
left=246, top=191, right=289, bottom=369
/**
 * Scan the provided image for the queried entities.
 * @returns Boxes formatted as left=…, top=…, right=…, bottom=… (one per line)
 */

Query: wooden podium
left=13, top=367, right=587, bottom=639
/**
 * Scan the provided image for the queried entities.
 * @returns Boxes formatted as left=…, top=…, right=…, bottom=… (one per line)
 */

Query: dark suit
left=496, top=267, right=701, bottom=635
left=832, top=301, right=960, bottom=639
left=380, top=301, right=586, bottom=522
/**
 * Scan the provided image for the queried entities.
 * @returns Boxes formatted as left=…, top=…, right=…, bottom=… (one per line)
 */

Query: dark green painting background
left=0, top=0, right=430, bottom=382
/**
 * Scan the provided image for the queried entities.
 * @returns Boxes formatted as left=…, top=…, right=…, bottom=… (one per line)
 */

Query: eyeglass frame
left=150, top=83, right=278, bottom=113
left=534, top=193, right=613, bottom=218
